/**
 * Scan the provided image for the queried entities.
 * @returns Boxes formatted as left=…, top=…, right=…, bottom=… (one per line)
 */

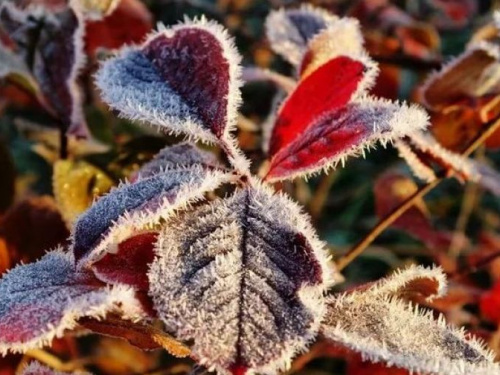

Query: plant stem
left=335, top=117, right=500, bottom=271
left=372, top=54, right=443, bottom=71
left=59, top=126, right=68, bottom=160
left=308, top=171, right=338, bottom=220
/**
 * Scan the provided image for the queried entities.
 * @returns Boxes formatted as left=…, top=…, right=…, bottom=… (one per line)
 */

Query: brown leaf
left=430, top=99, right=500, bottom=152
left=422, top=48, right=500, bottom=112
left=79, top=316, right=191, bottom=358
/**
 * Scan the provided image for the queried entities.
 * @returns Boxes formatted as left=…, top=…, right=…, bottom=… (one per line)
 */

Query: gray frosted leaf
left=322, top=268, right=500, bottom=375
left=0, top=2, right=87, bottom=137
left=72, top=165, right=233, bottom=264
left=0, top=250, right=144, bottom=355
left=265, top=5, right=337, bottom=66
left=148, top=183, right=335, bottom=374
left=363, top=264, right=448, bottom=302
left=0, top=41, right=32, bottom=80
left=133, top=142, right=224, bottom=181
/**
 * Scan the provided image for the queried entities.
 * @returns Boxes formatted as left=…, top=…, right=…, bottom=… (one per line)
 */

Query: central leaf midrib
left=236, top=190, right=250, bottom=366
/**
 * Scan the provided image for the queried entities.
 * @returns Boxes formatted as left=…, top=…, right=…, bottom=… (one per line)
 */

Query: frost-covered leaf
left=322, top=267, right=500, bottom=375
left=359, top=265, right=447, bottom=302
left=148, top=184, right=335, bottom=374
left=92, top=232, right=157, bottom=291
left=268, top=56, right=372, bottom=158
left=265, top=5, right=337, bottom=66
left=400, top=132, right=500, bottom=196
left=131, top=142, right=224, bottom=181
left=299, top=18, right=365, bottom=78
left=79, top=315, right=190, bottom=356
left=21, top=361, right=91, bottom=375
left=72, top=163, right=234, bottom=264
left=53, top=160, right=114, bottom=228
left=266, top=98, right=428, bottom=181
left=421, top=43, right=500, bottom=111
left=95, top=18, right=249, bottom=170
left=374, top=172, right=455, bottom=250
left=0, top=2, right=87, bottom=136
left=84, top=0, right=152, bottom=55
left=0, top=250, right=144, bottom=354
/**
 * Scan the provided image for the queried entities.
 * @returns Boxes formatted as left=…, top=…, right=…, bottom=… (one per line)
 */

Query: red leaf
left=266, top=100, right=426, bottom=181
left=268, top=56, right=366, bottom=157
left=84, top=0, right=152, bottom=56
left=480, top=280, right=500, bottom=324
left=92, top=232, right=158, bottom=291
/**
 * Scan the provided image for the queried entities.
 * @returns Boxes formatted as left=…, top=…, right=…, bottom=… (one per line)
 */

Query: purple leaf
left=95, top=19, right=248, bottom=170
left=0, top=2, right=87, bottom=137
left=148, top=183, right=336, bottom=374
left=72, top=162, right=234, bottom=264
left=131, top=142, right=225, bottom=181
left=0, top=250, right=144, bottom=355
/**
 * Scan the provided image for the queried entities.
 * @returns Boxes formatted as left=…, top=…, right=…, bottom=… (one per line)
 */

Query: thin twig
left=335, top=117, right=500, bottom=271
left=450, top=249, right=500, bottom=279
left=59, top=126, right=68, bottom=160
left=308, top=172, right=338, bottom=220
left=373, top=54, right=443, bottom=71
